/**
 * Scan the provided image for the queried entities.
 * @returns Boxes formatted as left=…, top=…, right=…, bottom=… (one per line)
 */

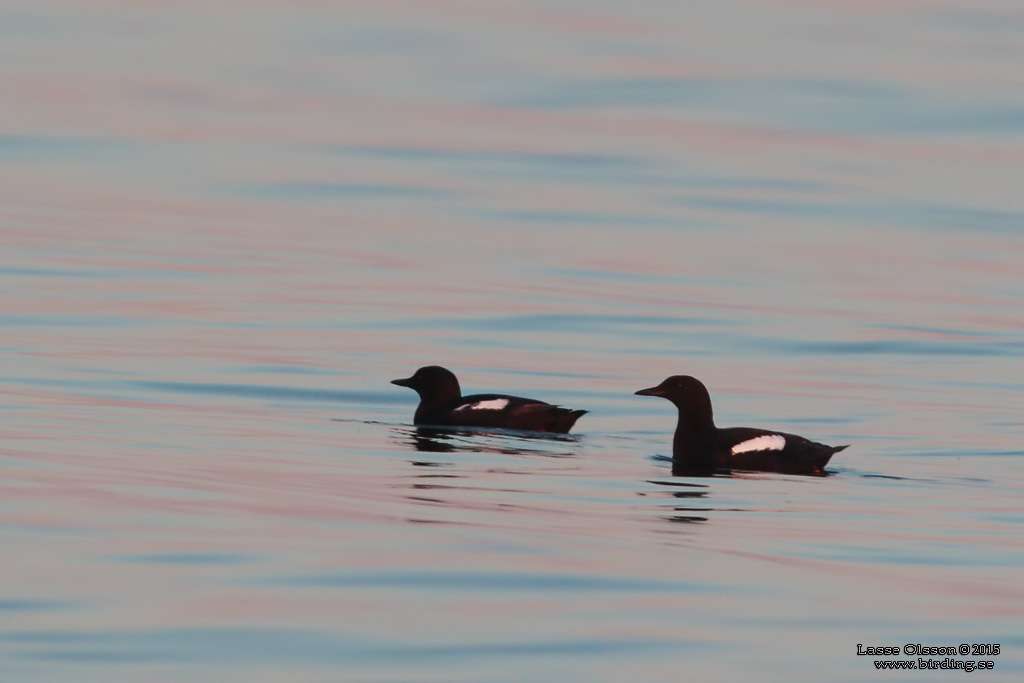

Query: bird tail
left=551, top=408, right=588, bottom=433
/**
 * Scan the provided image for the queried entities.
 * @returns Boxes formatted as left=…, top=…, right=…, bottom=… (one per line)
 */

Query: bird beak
left=635, top=386, right=664, bottom=397
left=391, top=377, right=414, bottom=388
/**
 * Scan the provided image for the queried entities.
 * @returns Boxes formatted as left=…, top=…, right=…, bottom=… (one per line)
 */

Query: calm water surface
left=2, top=1, right=1023, bottom=680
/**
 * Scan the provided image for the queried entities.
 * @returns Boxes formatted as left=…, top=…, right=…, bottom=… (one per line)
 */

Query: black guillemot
left=635, top=375, right=847, bottom=475
left=392, top=366, right=587, bottom=434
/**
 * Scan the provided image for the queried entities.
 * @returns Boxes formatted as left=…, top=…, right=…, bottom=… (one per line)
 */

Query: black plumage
left=635, top=375, right=847, bottom=475
left=392, top=366, right=587, bottom=434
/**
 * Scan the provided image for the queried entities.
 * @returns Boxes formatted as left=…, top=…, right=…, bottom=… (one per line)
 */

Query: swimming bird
left=392, top=366, right=587, bottom=433
left=635, top=375, right=846, bottom=475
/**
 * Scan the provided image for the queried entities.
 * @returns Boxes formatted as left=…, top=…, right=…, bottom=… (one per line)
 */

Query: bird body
left=636, top=375, right=846, bottom=475
left=392, top=366, right=586, bottom=434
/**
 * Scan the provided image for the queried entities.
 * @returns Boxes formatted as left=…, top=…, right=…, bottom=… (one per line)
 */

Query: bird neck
left=413, top=385, right=461, bottom=424
left=671, top=410, right=717, bottom=471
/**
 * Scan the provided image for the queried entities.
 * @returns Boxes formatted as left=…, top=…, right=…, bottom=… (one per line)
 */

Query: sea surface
left=2, top=1, right=1023, bottom=681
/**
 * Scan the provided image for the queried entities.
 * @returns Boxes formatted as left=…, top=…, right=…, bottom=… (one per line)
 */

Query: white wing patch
left=731, top=434, right=786, bottom=454
left=454, top=398, right=510, bottom=412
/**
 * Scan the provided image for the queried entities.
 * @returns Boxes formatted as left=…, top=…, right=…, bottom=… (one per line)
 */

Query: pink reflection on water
left=1, top=1, right=1022, bottom=677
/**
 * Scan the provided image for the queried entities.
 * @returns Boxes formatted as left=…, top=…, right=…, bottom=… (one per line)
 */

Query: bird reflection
left=671, top=460, right=835, bottom=478
left=672, top=461, right=716, bottom=478
left=394, top=425, right=581, bottom=457
left=663, top=513, right=709, bottom=524
left=407, top=427, right=459, bottom=453
left=646, top=478, right=713, bottom=525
